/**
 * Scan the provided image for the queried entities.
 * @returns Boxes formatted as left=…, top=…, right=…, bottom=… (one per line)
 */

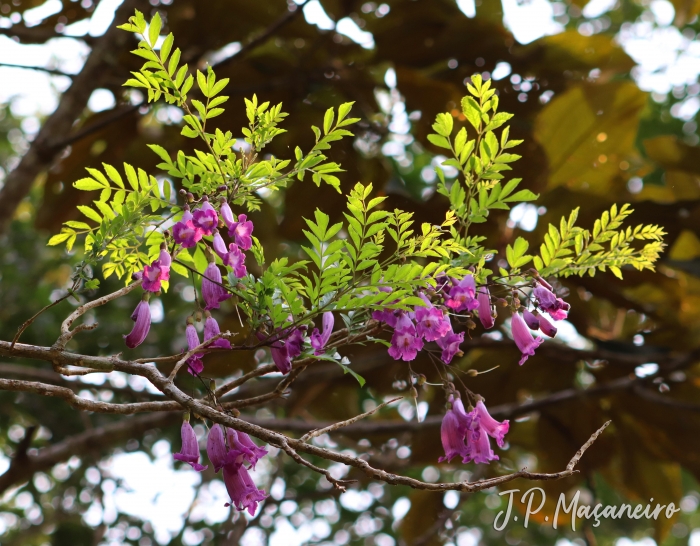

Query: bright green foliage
left=48, top=14, right=665, bottom=371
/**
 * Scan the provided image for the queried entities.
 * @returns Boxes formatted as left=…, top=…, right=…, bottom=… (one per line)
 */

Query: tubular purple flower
left=311, top=312, right=334, bottom=355
left=220, top=201, right=235, bottom=230
left=286, top=327, right=306, bottom=359
left=223, top=243, right=247, bottom=278
left=477, top=286, right=494, bottom=329
left=438, top=410, right=471, bottom=463
left=537, top=313, right=557, bottom=337
left=172, top=209, right=203, bottom=249
left=141, top=253, right=170, bottom=292
left=522, top=308, right=540, bottom=330
left=415, top=299, right=451, bottom=341
left=444, top=275, right=479, bottom=313
left=185, top=322, right=204, bottom=375
left=388, top=314, right=423, bottom=361
left=271, top=345, right=291, bottom=374
left=192, top=200, right=219, bottom=235
left=372, top=309, right=398, bottom=328
left=229, top=213, right=254, bottom=250
left=436, top=330, right=464, bottom=364
left=223, top=463, right=266, bottom=515
left=533, top=285, right=569, bottom=321
left=469, top=423, right=499, bottom=464
left=474, top=400, right=509, bottom=448
left=204, top=314, right=232, bottom=349
left=173, top=421, right=208, bottom=471
left=202, top=262, right=232, bottom=310
left=124, top=299, right=151, bottom=348
left=212, top=230, right=228, bottom=260
left=206, top=424, right=228, bottom=473
left=511, top=312, right=544, bottom=366
left=228, top=429, right=268, bottom=469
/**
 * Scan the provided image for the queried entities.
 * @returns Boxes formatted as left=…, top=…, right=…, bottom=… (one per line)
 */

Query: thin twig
left=0, top=62, right=74, bottom=78
left=301, top=396, right=403, bottom=442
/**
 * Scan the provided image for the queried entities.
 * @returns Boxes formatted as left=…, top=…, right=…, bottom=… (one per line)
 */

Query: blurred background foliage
left=2, top=0, right=700, bottom=545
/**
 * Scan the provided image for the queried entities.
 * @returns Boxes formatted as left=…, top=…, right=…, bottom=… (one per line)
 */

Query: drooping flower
left=173, top=420, right=208, bottom=471
left=474, top=399, right=509, bottom=448
left=311, top=312, right=334, bottom=355
left=388, top=313, right=423, bottom=361
left=476, top=286, right=494, bottom=329
left=270, top=325, right=307, bottom=374
left=533, top=285, right=570, bottom=321
left=220, top=201, right=235, bottom=230
left=468, top=422, right=499, bottom=464
left=372, top=309, right=398, bottom=328
left=206, top=424, right=229, bottom=473
left=438, top=396, right=473, bottom=464
left=415, top=296, right=451, bottom=341
left=192, top=199, right=219, bottom=236
left=227, top=428, right=269, bottom=469
left=229, top=213, right=254, bottom=250
left=511, top=312, right=544, bottom=366
left=204, top=313, right=232, bottom=349
left=271, top=345, right=292, bottom=374
left=522, top=308, right=540, bottom=330
left=141, top=248, right=171, bottom=293
left=222, top=243, right=247, bottom=278
left=212, top=230, right=228, bottom=260
left=202, top=261, right=232, bottom=310
left=436, top=330, right=464, bottom=364
left=537, top=313, right=557, bottom=337
left=222, top=462, right=267, bottom=515
left=185, top=322, right=204, bottom=375
left=124, top=299, right=151, bottom=348
left=444, top=275, right=479, bottom=313
left=172, top=209, right=203, bottom=249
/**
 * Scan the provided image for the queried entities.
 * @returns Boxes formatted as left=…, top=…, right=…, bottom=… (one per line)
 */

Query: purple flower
left=522, top=308, right=540, bottom=330
left=173, top=421, right=208, bottom=471
left=192, top=200, right=219, bottom=236
left=223, top=462, right=267, bottom=515
left=229, top=214, right=254, bottom=250
left=477, top=286, right=494, bottom=329
left=511, top=312, right=544, bottom=366
left=533, top=285, right=570, bottom=321
left=212, top=230, right=228, bottom=260
left=270, top=325, right=307, bottom=374
left=436, top=330, right=464, bottom=364
left=207, top=424, right=228, bottom=473
left=311, top=312, right=334, bottom=355
left=271, top=345, right=292, bottom=374
left=444, top=275, right=479, bottom=313
left=372, top=309, right=398, bottom=328
left=141, top=250, right=171, bottom=293
left=223, top=243, right=247, bottom=278
left=474, top=400, right=509, bottom=448
left=537, top=313, right=557, bottom=337
left=388, top=314, right=423, bottom=361
left=202, top=262, right=232, bottom=310
left=415, top=297, right=451, bottom=341
left=172, top=210, right=203, bottom=249
left=124, top=299, right=151, bottom=348
left=220, top=201, right=235, bottom=230
left=227, top=428, right=268, bottom=470
left=204, top=314, right=232, bottom=349
left=469, top=423, right=499, bottom=464
left=185, top=323, right=204, bottom=375
left=438, top=397, right=473, bottom=463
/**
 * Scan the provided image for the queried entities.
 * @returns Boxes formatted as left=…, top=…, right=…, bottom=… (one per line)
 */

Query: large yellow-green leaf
left=534, top=82, right=647, bottom=194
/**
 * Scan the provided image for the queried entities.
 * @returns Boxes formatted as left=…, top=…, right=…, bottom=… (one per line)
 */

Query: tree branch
left=0, top=0, right=149, bottom=235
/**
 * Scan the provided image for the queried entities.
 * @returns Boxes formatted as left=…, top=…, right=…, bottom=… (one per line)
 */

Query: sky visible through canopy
left=1, top=0, right=699, bottom=544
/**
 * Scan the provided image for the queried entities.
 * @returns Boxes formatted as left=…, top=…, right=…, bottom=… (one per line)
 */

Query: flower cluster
left=174, top=419, right=269, bottom=514
left=123, top=199, right=255, bottom=377
left=439, top=395, right=509, bottom=465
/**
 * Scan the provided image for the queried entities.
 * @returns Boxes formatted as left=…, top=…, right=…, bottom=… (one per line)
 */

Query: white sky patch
left=507, top=202, right=538, bottom=231
left=650, top=0, right=675, bottom=26
left=616, top=538, right=657, bottom=546
left=582, top=0, right=618, bottom=19
left=337, top=17, right=375, bottom=49
left=553, top=320, right=594, bottom=350
left=87, top=88, right=116, bottom=112
left=23, top=0, right=62, bottom=27
left=501, top=0, right=564, bottom=44
left=492, top=61, right=512, bottom=80
left=299, top=0, right=335, bottom=30
left=92, top=444, right=203, bottom=544
left=635, top=362, right=659, bottom=377
left=457, top=0, right=476, bottom=18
